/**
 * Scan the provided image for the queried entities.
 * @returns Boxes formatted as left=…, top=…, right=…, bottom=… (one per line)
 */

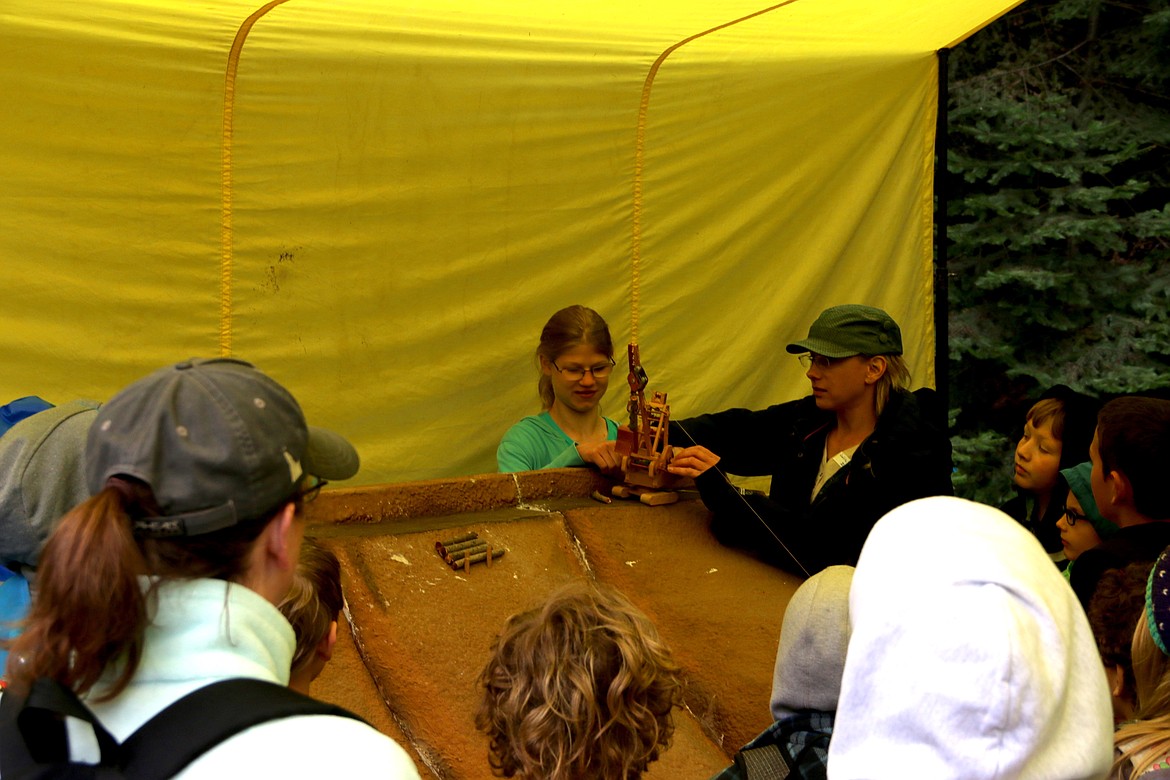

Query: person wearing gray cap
left=0, top=399, right=99, bottom=672
left=667, top=304, right=953, bottom=575
left=2, top=358, right=420, bottom=777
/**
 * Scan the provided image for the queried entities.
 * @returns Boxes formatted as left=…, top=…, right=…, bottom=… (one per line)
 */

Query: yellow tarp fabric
left=2, top=0, right=1020, bottom=483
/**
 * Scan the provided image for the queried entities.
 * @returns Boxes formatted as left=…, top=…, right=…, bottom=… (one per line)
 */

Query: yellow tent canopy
left=2, top=0, right=1020, bottom=483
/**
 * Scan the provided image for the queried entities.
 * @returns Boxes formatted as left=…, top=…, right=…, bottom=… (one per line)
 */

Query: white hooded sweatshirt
left=828, top=496, right=1113, bottom=780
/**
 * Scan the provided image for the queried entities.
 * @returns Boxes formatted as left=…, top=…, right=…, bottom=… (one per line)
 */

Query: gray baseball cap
left=0, top=400, right=99, bottom=567
left=785, top=304, right=903, bottom=358
left=86, top=358, right=358, bottom=537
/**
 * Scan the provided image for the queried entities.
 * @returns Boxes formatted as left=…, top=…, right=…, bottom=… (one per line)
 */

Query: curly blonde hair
left=476, top=581, right=684, bottom=779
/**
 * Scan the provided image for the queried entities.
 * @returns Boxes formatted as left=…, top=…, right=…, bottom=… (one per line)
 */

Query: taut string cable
left=673, top=419, right=812, bottom=578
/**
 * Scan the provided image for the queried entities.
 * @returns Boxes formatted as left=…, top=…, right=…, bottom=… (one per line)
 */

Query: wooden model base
left=611, top=484, right=679, bottom=506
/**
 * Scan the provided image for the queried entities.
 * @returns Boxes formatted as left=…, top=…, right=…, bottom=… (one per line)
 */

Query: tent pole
left=934, top=47, right=950, bottom=429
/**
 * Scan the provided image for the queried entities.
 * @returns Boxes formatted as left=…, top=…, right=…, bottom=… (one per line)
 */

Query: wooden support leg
left=639, top=491, right=679, bottom=506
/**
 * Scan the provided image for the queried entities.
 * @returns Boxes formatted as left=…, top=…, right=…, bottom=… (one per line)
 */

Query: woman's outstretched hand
left=667, top=445, right=720, bottom=478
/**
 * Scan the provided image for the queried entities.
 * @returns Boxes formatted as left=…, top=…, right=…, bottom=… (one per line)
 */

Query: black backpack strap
left=118, top=678, right=366, bottom=780
left=0, top=678, right=121, bottom=779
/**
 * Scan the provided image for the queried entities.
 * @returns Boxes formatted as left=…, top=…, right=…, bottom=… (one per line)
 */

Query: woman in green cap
left=667, top=304, right=953, bottom=575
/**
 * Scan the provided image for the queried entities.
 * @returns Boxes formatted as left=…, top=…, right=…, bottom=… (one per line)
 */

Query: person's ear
left=264, top=502, right=299, bottom=572
left=539, top=354, right=553, bottom=376
left=1106, top=469, right=1133, bottom=509
left=317, top=620, right=338, bottom=662
left=865, top=356, right=887, bottom=385
left=244, top=502, right=300, bottom=605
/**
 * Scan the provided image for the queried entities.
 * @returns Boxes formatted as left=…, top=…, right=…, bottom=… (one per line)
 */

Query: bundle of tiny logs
left=434, top=532, right=505, bottom=573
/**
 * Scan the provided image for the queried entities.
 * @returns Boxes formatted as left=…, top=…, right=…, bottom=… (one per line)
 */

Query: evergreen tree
left=946, top=0, right=1170, bottom=504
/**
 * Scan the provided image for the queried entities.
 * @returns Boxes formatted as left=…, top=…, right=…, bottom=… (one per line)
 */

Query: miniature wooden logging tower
left=614, top=343, right=678, bottom=504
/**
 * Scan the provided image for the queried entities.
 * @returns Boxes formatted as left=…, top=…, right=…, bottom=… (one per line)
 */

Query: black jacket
left=671, top=388, right=953, bottom=574
left=1000, top=491, right=1066, bottom=559
left=1069, top=522, right=1170, bottom=609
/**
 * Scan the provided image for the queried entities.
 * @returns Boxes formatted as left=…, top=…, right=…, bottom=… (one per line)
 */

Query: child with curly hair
left=277, top=537, right=344, bottom=695
left=476, top=580, right=684, bottom=779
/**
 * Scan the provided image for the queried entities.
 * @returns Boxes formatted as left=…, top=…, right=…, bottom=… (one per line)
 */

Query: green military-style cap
left=785, top=304, right=903, bottom=357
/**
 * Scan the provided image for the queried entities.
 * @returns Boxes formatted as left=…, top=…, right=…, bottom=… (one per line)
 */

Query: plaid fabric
left=709, top=711, right=833, bottom=780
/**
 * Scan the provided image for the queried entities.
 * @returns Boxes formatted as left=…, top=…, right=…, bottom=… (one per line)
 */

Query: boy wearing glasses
left=1055, top=461, right=1117, bottom=580
left=1069, top=396, right=1170, bottom=608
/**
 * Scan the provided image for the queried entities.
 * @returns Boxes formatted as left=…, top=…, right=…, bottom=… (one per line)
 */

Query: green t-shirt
left=497, top=410, right=618, bottom=472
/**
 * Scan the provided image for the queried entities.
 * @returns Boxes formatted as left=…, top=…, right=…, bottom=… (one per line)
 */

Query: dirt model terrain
left=306, top=469, right=803, bottom=779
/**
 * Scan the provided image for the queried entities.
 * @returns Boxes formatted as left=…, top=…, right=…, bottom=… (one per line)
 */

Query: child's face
left=541, top=343, right=612, bottom=415
left=1013, top=417, right=1062, bottom=496
left=1056, top=491, right=1102, bottom=561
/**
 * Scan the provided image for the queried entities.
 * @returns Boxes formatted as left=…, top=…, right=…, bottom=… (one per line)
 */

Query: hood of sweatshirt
left=828, top=496, right=1113, bottom=780
left=771, top=564, right=853, bottom=720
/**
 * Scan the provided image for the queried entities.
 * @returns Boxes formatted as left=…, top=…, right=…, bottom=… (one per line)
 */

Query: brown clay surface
left=305, top=471, right=803, bottom=779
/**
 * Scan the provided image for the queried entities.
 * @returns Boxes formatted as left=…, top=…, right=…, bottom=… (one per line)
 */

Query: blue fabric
left=0, top=396, right=53, bottom=438
left=0, top=572, right=32, bottom=670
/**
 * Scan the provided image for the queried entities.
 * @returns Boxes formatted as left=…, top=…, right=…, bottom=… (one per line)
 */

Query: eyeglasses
left=552, top=358, right=615, bottom=381
left=798, top=353, right=848, bottom=370
left=296, top=475, right=329, bottom=504
left=1063, top=505, right=1089, bottom=526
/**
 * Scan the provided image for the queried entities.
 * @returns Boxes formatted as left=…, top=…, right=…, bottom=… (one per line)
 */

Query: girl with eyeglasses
left=497, top=305, right=623, bottom=473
